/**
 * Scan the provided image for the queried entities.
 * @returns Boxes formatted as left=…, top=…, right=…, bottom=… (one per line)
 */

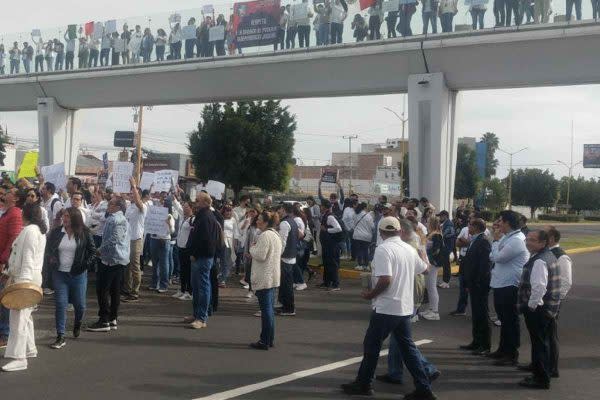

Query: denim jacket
left=99, top=211, right=130, bottom=266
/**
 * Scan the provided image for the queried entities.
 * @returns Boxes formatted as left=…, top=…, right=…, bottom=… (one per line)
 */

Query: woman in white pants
left=2, top=204, right=47, bottom=372
left=420, top=217, right=445, bottom=321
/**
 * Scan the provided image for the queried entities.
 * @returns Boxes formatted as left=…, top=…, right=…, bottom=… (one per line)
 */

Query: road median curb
left=309, top=245, right=600, bottom=279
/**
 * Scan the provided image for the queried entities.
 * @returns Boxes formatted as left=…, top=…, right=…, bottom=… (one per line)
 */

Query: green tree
left=511, top=168, right=559, bottom=217
left=188, top=101, right=296, bottom=199
left=482, top=178, right=508, bottom=210
left=0, top=125, right=7, bottom=167
left=559, top=176, right=600, bottom=212
left=454, top=143, right=479, bottom=200
left=480, top=132, right=499, bottom=178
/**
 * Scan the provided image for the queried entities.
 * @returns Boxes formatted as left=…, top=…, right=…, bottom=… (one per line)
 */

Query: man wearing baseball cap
left=342, top=217, right=436, bottom=400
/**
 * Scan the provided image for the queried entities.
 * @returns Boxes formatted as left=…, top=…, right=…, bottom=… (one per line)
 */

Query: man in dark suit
left=459, top=218, right=492, bottom=355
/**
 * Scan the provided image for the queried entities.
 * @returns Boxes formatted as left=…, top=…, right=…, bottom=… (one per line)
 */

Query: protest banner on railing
left=233, top=0, right=281, bottom=48
left=209, top=25, right=226, bottom=42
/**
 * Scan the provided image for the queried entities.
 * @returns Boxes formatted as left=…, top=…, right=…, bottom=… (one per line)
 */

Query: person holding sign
left=63, top=29, right=76, bottom=70
left=148, top=200, right=175, bottom=294
left=214, top=14, right=228, bottom=56
left=184, top=18, right=198, bottom=59
left=168, top=22, right=183, bottom=60
left=123, top=177, right=148, bottom=302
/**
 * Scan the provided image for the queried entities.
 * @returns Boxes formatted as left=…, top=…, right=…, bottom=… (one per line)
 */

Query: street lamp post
left=384, top=96, right=408, bottom=196
left=498, top=146, right=528, bottom=210
left=556, top=120, right=582, bottom=210
left=342, top=135, right=358, bottom=194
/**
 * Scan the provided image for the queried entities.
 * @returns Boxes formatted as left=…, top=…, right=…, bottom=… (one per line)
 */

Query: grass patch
left=560, top=236, right=600, bottom=250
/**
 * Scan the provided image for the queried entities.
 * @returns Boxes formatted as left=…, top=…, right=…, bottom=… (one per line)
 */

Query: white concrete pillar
left=408, top=73, right=460, bottom=213
left=37, top=98, right=79, bottom=176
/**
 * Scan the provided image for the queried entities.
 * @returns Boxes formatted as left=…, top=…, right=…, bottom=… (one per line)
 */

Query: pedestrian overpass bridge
left=2, top=21, right=599, bottom=211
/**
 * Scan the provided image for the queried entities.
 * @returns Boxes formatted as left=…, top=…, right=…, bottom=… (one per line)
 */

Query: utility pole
left=343, top=135, right=358, bottom=194
left=135, top=106, right=144, bottom=182
left=384, top=95, right=408, bottom=196
left=557, top=120, right=582, bottom=210
left=498, top=146, right=528, bottom=210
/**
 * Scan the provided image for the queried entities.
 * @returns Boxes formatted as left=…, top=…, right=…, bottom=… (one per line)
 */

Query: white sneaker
left=242, top=284, right=250, bottom=290
left=253, top=311, right=262, bottom=317
left=178, top=293, right=192, bottom=300
left=437, top=282, right=450, bottom=289
left=245, top=292, right=254, bottom=299
left=67, top=304, right=74, bottom=312
left=420, top=310, right=440, bottom=321
left=295, top=283, right=308, bottom=291
left=410, top=315, right=419, bottom=323
left=239, top=279, right=248, bottom=286
left=2, top=359, right=28, bottom=372
left=354, top=266, right=364, bottom=271
left=275, top=302, right=283, bottom=308
left=43, top=288, right=54, bottom=295
left=172, top=290, right=184, bottom=299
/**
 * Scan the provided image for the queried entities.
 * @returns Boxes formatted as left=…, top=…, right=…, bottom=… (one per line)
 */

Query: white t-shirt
left=125, top=202, right=148, bottom=241
left=342, top=207, right=356, bottom=231
left=371, top=236, right=428, bottom=316
left=457, top=226, right=470, bottom=257
left=294, top=217, right=305, bottom=237
left=58, top=230, right=77, bottom=273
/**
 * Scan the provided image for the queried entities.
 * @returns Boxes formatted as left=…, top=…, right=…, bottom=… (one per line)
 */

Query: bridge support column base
left=408, top=73, right=460, bottom=214
left=37, top=98, right=79, bottom=176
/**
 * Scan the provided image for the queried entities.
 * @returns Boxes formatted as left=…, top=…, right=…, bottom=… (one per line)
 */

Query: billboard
left=233, top=0, right=281, bottom=48
left=583, top=144, right=600, bottom=168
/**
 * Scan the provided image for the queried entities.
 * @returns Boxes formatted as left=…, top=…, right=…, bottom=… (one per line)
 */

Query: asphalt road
left=529, top=222, right=600, bottom=238
left=1, top=251, right=599, bottom=400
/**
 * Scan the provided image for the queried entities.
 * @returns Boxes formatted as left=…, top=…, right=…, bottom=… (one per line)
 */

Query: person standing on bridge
left=121, top=24, right=132, bottom=64
left=341, top=217, right=436, bottom=399
left=53, top=38, right=65, bottom=71
left=368, top=0, right=383, bottom=40
left=296, top=0, right=314, bottom=48
left=64, top=30, right=76, bottom=70
left=9, top=42, right=20, bottom=74
left=0, top=44, right=5, bottom=75
left=469, top=3, right=487, bottom=29
left=504, top=0, right=520, bottom=27
left=315, top=0, right=332, bottom=45
left=184, top=18, right=197, bottom=59
left=421, top=0, right=440, bottom=35
left=533, top=0, right=552, bottom=23
left=439, top=0, right=458, bottom=32
left=330, top=0, right=348, bottom=44
left=32, top=34, right=45, bottom=73
left=155, top=29, right=167, bottom=61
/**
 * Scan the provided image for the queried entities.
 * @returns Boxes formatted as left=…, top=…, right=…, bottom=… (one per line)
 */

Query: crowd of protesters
left=0, top=170, right=574, bottom=399
left=0, top=0, right=592, bottom=75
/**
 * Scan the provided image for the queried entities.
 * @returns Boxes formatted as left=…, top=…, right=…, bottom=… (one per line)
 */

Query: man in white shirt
left=70, top=192, right=88, bottom=225
left=276, top=203, right=300, bottom=315
left=318, top=199, right=344, bottom=291
left=544, top=226, right=572, bottom=380
left=123, top=177, right=148, bottom=301
left=342, top=216, right=436, bottom=399
left=40, top=182, right=64, bottom=230
left=517, top=230, right=560, bottom=389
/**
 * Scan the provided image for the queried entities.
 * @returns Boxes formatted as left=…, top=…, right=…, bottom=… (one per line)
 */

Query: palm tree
left=481, top=132, right=499, bottom=178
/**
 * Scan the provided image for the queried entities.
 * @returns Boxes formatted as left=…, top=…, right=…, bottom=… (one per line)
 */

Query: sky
left=1, top=0, right=599, bottom=181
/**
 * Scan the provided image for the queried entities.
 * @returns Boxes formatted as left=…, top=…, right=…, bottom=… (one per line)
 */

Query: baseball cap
left=382, top=203, right=393, bottom=209
left=379, top=216, right=401, bottom=232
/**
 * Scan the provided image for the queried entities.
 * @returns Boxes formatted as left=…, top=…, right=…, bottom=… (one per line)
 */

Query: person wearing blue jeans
left=566, top=0, right=582, bottom=20
left=255, top=288, right=276, bottom=347
left=150, top=238, right=171, bottom=292
left=342, top=222, right=435, bottom=398
left=190, top=257, right=214, bottom=325
left=470, top=5, right=486, bottom=29
left=593, top=0, right=600, bottom=19
left=421, top=0, right=439, bottom=34
left=53, top=271, right=87, bottom=338
left=379, top=334, right=440, bottom=384
left=186, top=192, right=221, bottom=328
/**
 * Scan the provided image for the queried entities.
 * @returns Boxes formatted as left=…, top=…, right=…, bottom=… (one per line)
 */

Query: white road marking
left=192, top=339, right=433, bottom=400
